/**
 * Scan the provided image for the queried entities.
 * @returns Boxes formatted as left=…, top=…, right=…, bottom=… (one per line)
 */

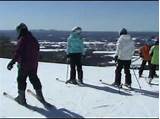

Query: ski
left=99, top=80, right=132, bottom=93
left=2, top=92, right=34, bottom=110
left=99, top=80, right=122, bottom=93
left=122, top=84, right=134, bottom=91
left=27, top=89, right=54, bottom=109
left=56, top=78, right=84, bottom=87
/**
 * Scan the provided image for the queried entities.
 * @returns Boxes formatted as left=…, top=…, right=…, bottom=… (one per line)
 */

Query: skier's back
left=113, top=28, right=135, bottom=88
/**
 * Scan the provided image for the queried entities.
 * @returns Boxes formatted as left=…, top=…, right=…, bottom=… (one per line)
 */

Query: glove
left=66, top=58, right=70, bottom=64
left=7, top=60, right=15, bottom=70
left=114, top=55, right=118, bottom=63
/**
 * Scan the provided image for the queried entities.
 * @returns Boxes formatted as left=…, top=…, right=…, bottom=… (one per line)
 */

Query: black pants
left=149, top=64, right=158, bottom=79
left=69, top=53, right=83, bottom=81
left=139, top=60, right=151, bottom=76
left=17, top=68, right=42, bottom=91
left=115, top=60, right=131, bottom=85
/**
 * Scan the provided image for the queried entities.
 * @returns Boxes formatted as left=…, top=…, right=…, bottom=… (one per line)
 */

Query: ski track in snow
left=0, top=58, right=159, bottom=118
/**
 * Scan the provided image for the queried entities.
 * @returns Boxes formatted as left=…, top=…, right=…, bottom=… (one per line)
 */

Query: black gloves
left=114, top=55, right=118, bottom=63
left=7, top=59, right=15, bottom=70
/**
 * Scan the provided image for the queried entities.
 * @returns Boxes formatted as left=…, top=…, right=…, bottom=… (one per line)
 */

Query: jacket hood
left=119, top=35, right=132, bottom=42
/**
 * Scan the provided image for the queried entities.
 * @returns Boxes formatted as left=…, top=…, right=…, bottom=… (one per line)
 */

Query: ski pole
left=132, top=68, right=142, bottom=93
left=66, top=59, right=69, bottom=81
left=131, top=56, right=141, bottom=63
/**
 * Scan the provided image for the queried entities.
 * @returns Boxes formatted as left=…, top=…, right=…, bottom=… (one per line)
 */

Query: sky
left=0, top=1, right=158, bottom=31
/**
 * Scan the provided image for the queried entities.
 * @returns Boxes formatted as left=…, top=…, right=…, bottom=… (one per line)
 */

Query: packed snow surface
left=0, top=58, right=159, bottom=118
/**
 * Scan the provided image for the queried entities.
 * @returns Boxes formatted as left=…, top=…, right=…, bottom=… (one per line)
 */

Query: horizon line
left=0, top=29, right=158, bottom=32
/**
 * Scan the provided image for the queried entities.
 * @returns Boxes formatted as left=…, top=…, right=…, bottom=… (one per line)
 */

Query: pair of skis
left=3, top=89, right=53, bottom=109
left=99, top=79, right=134, bottom=94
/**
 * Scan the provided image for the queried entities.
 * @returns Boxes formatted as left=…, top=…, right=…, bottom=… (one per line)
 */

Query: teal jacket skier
left=66, top=26, right=85, bottom=85
left=67, top=32, right=85, bottom=55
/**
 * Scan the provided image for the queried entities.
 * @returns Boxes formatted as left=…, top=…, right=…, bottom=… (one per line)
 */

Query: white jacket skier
left=113, top=28, right=135, bottom=88
left=115, top=33, right=135, bottom=60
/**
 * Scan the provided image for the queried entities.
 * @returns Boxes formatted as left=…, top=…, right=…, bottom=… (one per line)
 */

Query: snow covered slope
left=0, top=58, right=159, bottom=118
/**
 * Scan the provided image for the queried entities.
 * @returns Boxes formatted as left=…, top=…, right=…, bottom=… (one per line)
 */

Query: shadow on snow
left=25, top=103, right=84, bottom=118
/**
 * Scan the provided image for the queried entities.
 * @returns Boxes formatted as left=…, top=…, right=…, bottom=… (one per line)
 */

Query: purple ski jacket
left=13, top=32, right=39, bottom=73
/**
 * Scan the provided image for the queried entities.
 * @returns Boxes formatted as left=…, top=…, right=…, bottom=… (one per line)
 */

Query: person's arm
left=7, top=38, right=25, bottom=70
left=66, top=36, right=71, bottom=56
left=115, top=38, right=122, bottom=57
left=149, top=46, right=154, bottom=57
left=139, top=47, right=143, bottom=57
left=13, top=38, right=25, bottom=62
left=81, top=38, right=85, bottom=55
left=131, top=40, right=135, bottom=56
left=114, top=38, right=122, bottom=62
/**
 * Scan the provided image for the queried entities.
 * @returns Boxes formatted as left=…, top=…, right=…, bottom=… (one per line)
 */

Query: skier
left=7, top=23, right=46, bottom=105
left=66, top=26, right=85, bottom=84
left=113, top=28, right=135, bottom=88
left=138, top=39, right=152, bottom=77
left=148, top=39, right=159, bottom=84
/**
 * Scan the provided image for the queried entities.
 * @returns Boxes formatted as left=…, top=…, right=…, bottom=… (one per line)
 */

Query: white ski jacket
left=115, top=35, right=135, bottom=60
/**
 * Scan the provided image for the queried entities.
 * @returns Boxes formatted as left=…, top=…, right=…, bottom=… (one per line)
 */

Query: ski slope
left=0, top=58, right=159, bottom=118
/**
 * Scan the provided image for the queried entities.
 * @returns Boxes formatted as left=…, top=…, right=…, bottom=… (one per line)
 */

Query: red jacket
left=139, top=44, right=151, bottom=61
left=13, top=32, right=39, bottom=72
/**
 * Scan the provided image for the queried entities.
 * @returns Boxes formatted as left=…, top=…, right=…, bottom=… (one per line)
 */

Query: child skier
left=7, top=23, right=46, bottom=105
left=66, top=26, right=85, bottom=84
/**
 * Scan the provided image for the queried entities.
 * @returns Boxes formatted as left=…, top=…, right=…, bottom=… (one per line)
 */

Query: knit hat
left=119, top=28, right=128, bottom=35
left=119, top=28, right=128, bottom=36
left=72, top=26, right=82, bottom=32
left=16, top=23, right=28, bottom=33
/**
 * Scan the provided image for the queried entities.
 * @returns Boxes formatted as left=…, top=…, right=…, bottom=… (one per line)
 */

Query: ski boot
left=112, top=82, right=122, bottom=88
left=148, top=78, right=153, bottom=84
left=154, top=74, right=159, bottom=78
left=15, top=90, right=27, bottom=105
left=77, top=79, right=84, bottom=84
left=123, top=83, right=132, bottom=89
left=66, top=79, right=78, bottom=85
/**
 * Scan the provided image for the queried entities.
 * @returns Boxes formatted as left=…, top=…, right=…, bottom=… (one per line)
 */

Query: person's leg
left=148, top=60, right=151, bottom=77
left=70, top=55, right=76, bottom=80
left=152, top=63, right=158, bottom=77
left=15, top=68, right=28, bottom=105
left=28, top=70, right=46, bottom=103
left=139, top=60, right=146, bottom=77
left=149, top=64, right=156, bottom=83
left=76, top=54, right=83, bottom=83
left=124, top=60, right=132, bottom=86
left=114, top=60, right=123, bottom=86
left=66, top=54, right=77, bottom=84
left=154, top=65, right=159, bottom=77
left=149, top=64, right=155, bottom=79
left=28, top=71, right=42, bottom=90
